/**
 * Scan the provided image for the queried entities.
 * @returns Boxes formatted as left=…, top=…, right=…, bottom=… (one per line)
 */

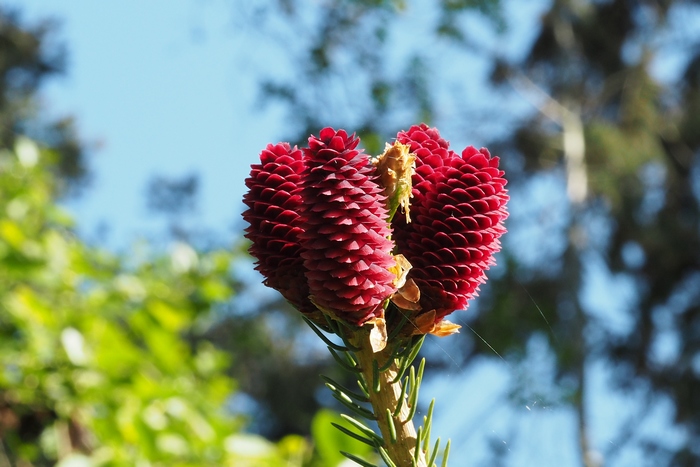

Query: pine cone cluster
left=243, top=125, right=509, bottom=333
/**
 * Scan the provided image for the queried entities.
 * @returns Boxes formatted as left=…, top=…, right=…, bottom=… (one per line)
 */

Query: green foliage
left=311, top=409, right=375, bottom=466
left=0, top=9, right=89, bottom=195
left=585, top=119, right=663, bottom=208
left=0, top=139, right=309, bottom=465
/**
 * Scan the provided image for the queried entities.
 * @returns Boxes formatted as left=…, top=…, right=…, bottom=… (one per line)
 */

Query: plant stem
left=352, top=328, right=427, bottom=467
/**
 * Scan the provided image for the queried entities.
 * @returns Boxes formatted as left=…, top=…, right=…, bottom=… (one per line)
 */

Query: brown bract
left=371, top=142, right=416, bottom=222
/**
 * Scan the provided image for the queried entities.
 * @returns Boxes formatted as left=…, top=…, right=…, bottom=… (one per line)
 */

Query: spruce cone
left=299, top=128, right=397, bottom=326
left=242, top=143, right=318, bottom=317
left=395, top=125, right=509, bottom=321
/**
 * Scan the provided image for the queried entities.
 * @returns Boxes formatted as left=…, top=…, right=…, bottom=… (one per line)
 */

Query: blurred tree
left=248, top=0, right=700, bottom=464
left=146, top=174, right=199, bottom=218
left=485, top=1, right=700, bottom=464
left=0, top=7, right=331, bottom=465
left=145, top=173, right=203, bottom=241
left=0, top=7, right=89, bottom=196
left=0, top=137, right=321, bottom=465
left=248, top=0, right=445, bottom=152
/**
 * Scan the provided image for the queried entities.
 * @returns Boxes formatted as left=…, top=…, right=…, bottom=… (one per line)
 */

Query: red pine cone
left=299, top=128, right=397, bottom=326
left=394, top=124, right=509, bottom=320
left=242, top=143, right=317, bottom=316
left=396, top=123, right=457, bottom=174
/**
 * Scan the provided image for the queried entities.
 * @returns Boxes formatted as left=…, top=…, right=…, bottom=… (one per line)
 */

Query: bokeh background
left=1, top=0, right=699, bottom=466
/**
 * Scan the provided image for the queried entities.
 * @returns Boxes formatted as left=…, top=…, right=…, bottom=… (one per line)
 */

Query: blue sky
left=13, top=0, right=285, bottom=245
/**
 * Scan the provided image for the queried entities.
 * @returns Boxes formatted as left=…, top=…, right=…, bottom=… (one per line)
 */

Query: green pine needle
left=407, top=366, right=421, bottom=421
left=331, top=423, right=377, bottom=447
left=322, top=313, right=341, bottom=334
left=392, top=358, right=410, bottom=384
left=409, top=365, right=416, bottom=396
left=328, top=346, right=360, bottom=373
left=378, top=446, right=398, bottom=467
left=372, top=359, right=381, bottom=393
left=441, top=439, right=451, bottom=467
left=321, top=375, right=370, bottom=403
left=392, top=377, right=409, bottom=418
left=325, top=382, right=355, bottom=405
left=422, top=399, right=435, bottom=452
left=331, top=392, right=376, bottom=420
left=414, top=426, right=424, bottom=464
left=406, top=335, right=426, bottom=367
left=339, top=451, right=377, bottom=467
left=357, top=375, right=371, bottom=398
left=340, top=414, right=384, bottom=443
left=303, top=317, right=349, bottom=352
left=385, top=408, right=397, bottom=443
left=378, top=353, right=397, bottom=372
left=392, top=335, right=425, bottom=383
left=416, top=357, right=426, bottom=381
left=427, top=437, right=441, bottom=467
left=344, top=350, right=360, bottom=369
